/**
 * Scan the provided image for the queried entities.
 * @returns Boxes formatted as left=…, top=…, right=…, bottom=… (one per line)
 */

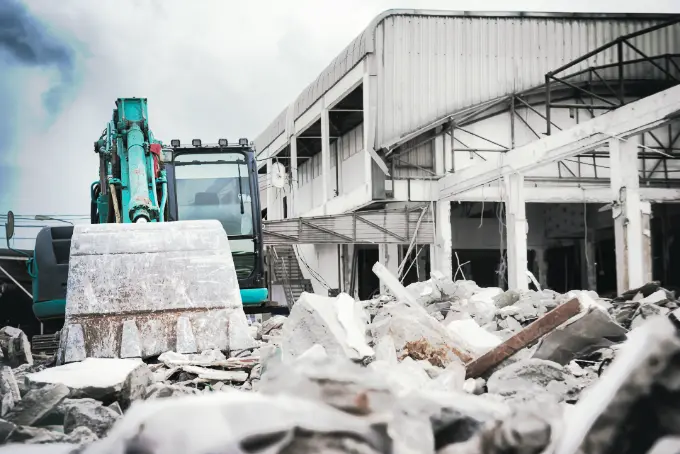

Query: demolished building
left=255, top=10, right=680, bottom=304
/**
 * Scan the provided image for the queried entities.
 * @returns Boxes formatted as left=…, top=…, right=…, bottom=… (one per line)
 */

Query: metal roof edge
left=254, top=9, right=680, bottom=153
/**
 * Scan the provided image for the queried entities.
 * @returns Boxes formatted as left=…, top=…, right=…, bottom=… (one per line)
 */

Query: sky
left=1, top=0, right=679, bottom=249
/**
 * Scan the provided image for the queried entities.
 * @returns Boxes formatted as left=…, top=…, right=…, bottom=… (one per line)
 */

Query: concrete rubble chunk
left=446, top=318, right=502, bottom=357
left=6, top=269, right=680, bottom=452
left=438, top=409, right=552, bottom=454
left=281, top=292, right=374, bottom=362
left=0, top=418, right=16, bottom=443
left=487, top=358, right=581, bottom=403
left=259, top=315, right=287, bottom=338
left=371, top=303, right=474, bottom=366
left=533, top=305, right=628, bottom=365
left=0, top=327, right=33, bottom=368
left=6, top=425, right=98, bottom=446
left=4, top=383, right=69, bottom=427
left=157, top=350, right=227, bottom=367
left=78, top=391, right=393, bottom=454
left=555, top=316, right=680, bottom=454
left=368, top=358, right=433, bottom=397
left=144, top=383, right=201, bottom=400
left=25, top=358, right=150, bottom=403
left=180, top=365, right=248, bottom=382
left=0, top=367, right=20, bottom=417
left=259, top=352, right=395, bottom=416
left=62, top=398, right=120, bottom=437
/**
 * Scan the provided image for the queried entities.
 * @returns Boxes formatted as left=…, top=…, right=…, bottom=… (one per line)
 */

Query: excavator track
left=31, top=332, right=60, bottom=356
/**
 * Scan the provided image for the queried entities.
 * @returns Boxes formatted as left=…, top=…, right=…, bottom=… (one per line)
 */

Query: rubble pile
left=1, top=273, right=680, bottom=453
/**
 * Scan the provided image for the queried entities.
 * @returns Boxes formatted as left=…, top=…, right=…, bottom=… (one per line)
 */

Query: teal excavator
left=11, top=98, right=280, bottom=362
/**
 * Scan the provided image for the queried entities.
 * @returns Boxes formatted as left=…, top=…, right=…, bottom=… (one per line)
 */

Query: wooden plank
left=465, top=298, right=582, bottom=379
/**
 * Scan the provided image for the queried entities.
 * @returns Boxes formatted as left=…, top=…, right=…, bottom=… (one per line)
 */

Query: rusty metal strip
left=465, top=298, right=581, bottom=379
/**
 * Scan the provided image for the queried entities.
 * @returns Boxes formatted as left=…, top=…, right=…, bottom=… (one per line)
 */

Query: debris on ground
left=0, top=270, right=679, bottom=453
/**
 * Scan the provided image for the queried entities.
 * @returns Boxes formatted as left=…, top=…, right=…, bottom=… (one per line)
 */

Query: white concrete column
left=266, top=157, right=278, bottom=220
left=504, top=173, right=529, bottom=290
left=434, top=130, right=445, bottom=175
left=362, top=70, right=377, bottom=192
left=290, top=136, right=298, bottom=217
left=321, top=105, right=331, bottom=212
left=583, top=204, right=598, bottom=291
left=430, top=201, right=453, bottom=280
left=443, top=129, right=454, bottom=173
left=379, top=244, right=399, bottom=293
left=610, top=137, right=652, bottom=293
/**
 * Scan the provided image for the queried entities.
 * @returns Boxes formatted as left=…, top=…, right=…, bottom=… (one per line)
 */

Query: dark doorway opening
left=357, top=246, right=379, bottom=300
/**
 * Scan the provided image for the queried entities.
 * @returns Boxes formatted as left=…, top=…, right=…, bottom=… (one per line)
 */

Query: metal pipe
left=0, top=264, right=32, bottom=300
left=159, top=171, right=168, bottom=223
left=126, top=123, right=151, bottom=222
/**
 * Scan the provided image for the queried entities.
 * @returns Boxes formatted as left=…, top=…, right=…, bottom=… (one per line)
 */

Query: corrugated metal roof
left=254, top=10, right=680, bottom=154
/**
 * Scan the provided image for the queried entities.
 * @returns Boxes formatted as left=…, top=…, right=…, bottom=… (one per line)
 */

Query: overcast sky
left=1, top=0, right=679, bottom=247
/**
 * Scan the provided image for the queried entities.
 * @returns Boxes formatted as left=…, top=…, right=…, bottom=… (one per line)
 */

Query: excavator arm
left=55, top=98, right=255, bottom=364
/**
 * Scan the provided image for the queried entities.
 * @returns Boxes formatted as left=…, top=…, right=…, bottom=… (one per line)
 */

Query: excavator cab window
left=173, top=151, right=256, bottom=278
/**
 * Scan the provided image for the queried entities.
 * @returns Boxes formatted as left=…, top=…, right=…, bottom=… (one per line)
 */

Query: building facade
left=255, top=10, right=680, bottom=302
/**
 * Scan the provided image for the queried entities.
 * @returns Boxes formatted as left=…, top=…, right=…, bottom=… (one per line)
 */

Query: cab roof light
left=192, top=139, right=201, bottom=147
left=238, top=138, right=248, bottom=146
left=218, top=138, right=228, bottom=147
left=170, top=139, right=180, bottom=147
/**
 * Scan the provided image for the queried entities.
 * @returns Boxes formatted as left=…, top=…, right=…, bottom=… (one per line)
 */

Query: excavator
left=9, top=98, right=285, bottom=362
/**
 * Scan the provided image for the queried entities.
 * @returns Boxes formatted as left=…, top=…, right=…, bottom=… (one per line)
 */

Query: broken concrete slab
left=4, top=383, right=69, bottom=427
left=62, top=398, right=120, bottom=438
left=0, top=327, right=33, bottom=368
left=532, top=306, right=628, bottom=365
left=79, top=391, right=393, bottom=454
left=487, top=358, right=581, bottom=403
left=25, top=358, right=151, bottom=404
left=281, top=292, right=374, bottom=363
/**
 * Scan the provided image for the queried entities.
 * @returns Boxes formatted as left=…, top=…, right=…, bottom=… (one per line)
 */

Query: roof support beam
left=438, top=84, right=680, bottom=202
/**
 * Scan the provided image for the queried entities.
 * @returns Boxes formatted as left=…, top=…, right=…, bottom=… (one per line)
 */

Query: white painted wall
left=295, top=244, right=340, bottom=295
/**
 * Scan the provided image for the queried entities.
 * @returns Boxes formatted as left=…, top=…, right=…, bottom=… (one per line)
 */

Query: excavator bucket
left=56, top=219, right=256, bottom=364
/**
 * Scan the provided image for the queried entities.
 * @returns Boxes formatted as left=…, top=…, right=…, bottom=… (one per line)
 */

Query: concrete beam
left=439, top=84, right=680, bottom=201
left=448, top=185, right=680, bottom=204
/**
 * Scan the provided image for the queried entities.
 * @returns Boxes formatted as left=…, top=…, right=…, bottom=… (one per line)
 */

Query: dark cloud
left=0, top=0, right=79, bottom=117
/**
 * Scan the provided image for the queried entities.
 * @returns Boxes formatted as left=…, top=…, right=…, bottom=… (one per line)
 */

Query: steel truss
left=384, top=18, right=680, bottom=188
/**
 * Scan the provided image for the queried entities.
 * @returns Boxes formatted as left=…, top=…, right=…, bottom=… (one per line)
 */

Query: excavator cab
left=163, top=142, right=271, bottom=308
